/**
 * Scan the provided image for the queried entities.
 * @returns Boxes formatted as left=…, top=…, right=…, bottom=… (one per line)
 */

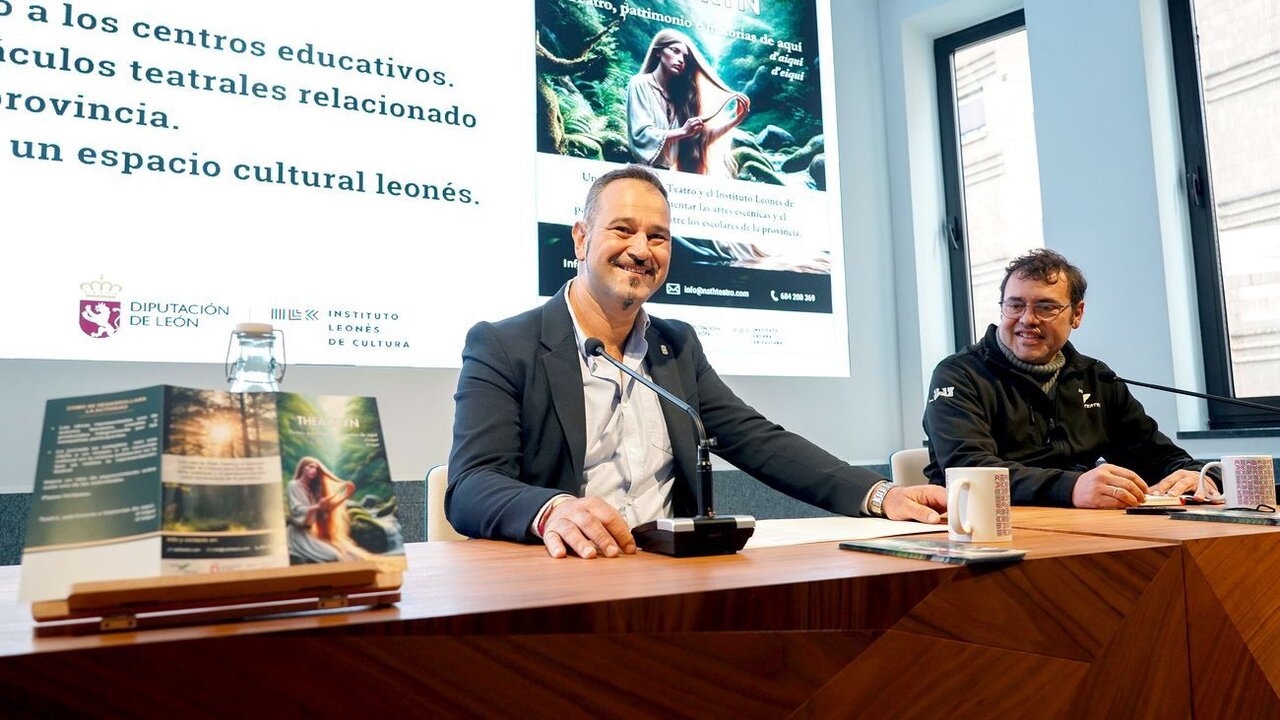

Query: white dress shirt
left=567, top=297, right=675, bottom=527
left=532, top=285, right=677, bottom=536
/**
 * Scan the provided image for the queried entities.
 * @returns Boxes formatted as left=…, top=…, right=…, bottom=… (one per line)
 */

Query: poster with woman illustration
left=536, top=0, right=826, bottom=189
left=534, top=1, right=851, bottom=377
left=277, top=394, right=405, bottom=566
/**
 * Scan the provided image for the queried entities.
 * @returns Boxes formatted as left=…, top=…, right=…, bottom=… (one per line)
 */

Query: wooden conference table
left=0, top=520, right=1196, bottom=719
left=1012, top=506, right=1280, bottom=719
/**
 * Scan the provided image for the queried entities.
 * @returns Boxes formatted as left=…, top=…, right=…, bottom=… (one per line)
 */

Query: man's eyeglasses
left=999, top=300, right=1072, bottom=321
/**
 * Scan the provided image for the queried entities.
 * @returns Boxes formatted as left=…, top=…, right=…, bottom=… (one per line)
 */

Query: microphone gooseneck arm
left=1099, top=371, right=1280, bottom=415
left=585, top=337, right=715, bottom=517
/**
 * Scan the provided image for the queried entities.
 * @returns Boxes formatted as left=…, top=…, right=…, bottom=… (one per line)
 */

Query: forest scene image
left=536, top=0, right=827, bottom=189
left=164, top=387, right=279, bottom=458
left=278, top=394, right=403, bottom=558
left=163, top=482, right=279, bottom=533
left=162, top=388, right=282, bottom=533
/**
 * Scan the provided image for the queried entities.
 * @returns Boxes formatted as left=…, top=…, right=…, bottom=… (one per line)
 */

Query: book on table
left=19, top=386, right=407, bottom=602
left=1169, top=508, right=1280, bottom=526
left=839, top=537, right=1026, bottom=565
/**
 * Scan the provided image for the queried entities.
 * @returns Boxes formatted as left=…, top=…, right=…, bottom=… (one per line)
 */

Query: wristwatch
left=868, top=481, right=896, bottom=518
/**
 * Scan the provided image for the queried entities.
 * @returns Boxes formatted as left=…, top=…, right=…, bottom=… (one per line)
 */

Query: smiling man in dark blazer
left=447, top=165, right=946, bottom=558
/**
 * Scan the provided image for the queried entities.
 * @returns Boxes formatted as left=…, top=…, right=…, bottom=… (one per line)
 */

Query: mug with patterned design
left=946, top=467, right=1012, bottom=543
left=1198, top=456, right=1276, bottom=507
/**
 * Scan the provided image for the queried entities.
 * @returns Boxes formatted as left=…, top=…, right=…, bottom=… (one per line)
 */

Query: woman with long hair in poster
left=627, top=28, right=750, bottom=175
left=286, top=456, right=368, bottom=562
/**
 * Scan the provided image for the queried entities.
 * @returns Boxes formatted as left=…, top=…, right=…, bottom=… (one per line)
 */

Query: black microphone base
left=632, top=515, right=756, bottom=557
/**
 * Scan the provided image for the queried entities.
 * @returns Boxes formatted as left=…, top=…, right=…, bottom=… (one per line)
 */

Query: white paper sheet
left=744, top=516, right=944, bottom=549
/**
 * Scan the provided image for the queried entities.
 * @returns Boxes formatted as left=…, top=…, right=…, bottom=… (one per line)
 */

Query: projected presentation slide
left=1, top=0, right=848, bottom=376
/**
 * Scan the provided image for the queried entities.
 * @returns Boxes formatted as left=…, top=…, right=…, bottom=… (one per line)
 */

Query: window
left=1170, top=0, right=1280, bottom=428
left=936, top=11, right=1045, bottom=348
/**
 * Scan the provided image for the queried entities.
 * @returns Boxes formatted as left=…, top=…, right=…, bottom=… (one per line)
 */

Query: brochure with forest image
left=19, top=386, right=406, bottom=602
left=838, top=538, right=1026, bottom=565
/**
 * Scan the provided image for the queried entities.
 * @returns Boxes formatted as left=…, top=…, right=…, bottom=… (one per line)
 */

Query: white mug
left=1198, top=455, right=1276, bottom=507
left=946, top=467, right=1012, bottom=543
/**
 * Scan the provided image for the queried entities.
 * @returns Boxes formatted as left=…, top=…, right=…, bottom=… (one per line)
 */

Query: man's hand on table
left=1073, top=464, right=1149, bottom=508
left=1149, top=468, right=1218, bottom=500
left=542, top=497, right=637, bottom=559
left=883, top=485, right=946, bottom=524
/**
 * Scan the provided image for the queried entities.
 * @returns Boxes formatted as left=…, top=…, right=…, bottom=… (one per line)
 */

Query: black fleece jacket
left=923, top=325, right=1202, bottom=506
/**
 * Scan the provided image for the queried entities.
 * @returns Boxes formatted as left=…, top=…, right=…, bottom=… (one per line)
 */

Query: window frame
left=934, top=10, right=1028, bottom=351
left=1167, top=0, right=1280, bottom=429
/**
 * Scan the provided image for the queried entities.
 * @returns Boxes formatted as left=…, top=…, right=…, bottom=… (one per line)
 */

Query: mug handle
left=1198, top=462, right=1224, bottom=502
left=948, top=478, right=972, bottom=536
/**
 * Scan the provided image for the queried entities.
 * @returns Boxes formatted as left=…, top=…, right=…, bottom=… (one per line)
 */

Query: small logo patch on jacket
left=930, top=386, right=954, bottom=402
left=1079, top=389, right=1102, bottom=409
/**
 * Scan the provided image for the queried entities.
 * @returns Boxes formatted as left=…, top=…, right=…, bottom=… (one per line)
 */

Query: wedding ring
left=1111, top=486, right=1120, bottom=498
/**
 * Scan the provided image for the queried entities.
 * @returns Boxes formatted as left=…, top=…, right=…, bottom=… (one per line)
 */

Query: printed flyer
left=20, top=386, right=405, bottom=601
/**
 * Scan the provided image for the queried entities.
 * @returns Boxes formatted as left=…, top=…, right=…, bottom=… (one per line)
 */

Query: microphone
left=1098, top=370, right=1280, bottom=415
left=584, top=337, right=754, bottom=557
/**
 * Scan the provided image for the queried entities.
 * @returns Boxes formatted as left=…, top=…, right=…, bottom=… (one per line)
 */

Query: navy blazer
left=446, top=286, right=883, bottom=541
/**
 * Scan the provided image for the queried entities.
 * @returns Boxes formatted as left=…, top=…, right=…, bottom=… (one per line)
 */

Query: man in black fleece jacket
left=923, top=249, right=1216, bottom=508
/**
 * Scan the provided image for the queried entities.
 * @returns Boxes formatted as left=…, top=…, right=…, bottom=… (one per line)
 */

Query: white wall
left=878, top=0, right=1022, bottom=450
